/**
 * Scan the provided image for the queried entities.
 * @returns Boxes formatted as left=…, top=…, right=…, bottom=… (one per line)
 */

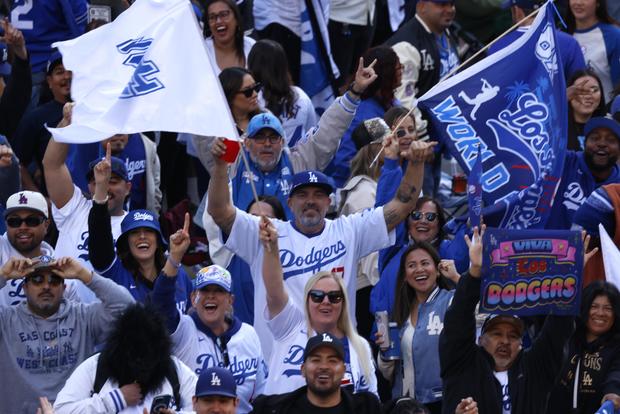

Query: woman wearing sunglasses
left=258, top=216, right=376, bottom=396
left=203, top=0, right=255, bottom=74
left=376, top=242, right=455, bottom=414
left=218, top=67, right=263, bottom=134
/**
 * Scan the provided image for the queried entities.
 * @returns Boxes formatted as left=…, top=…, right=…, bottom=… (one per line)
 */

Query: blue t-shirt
left=489, top=26, right=586, bottom=81
left=101, top=256, right=193, bottom=313
left=10, top=0, right=87, bottom=72
left=226, top=255, right=255, bottom=325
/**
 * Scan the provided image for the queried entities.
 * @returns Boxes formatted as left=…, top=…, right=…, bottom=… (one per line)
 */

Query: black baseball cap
left=303, top=333, right=345, bottom=362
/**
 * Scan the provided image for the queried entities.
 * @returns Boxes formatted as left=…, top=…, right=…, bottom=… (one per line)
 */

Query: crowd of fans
left=1, top=0, right=620, bottom=413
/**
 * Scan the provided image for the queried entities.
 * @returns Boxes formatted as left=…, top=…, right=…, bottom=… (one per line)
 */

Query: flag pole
left=369, top=3, right=543, bottom=168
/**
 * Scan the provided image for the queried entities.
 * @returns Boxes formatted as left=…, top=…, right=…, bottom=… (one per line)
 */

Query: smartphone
left=150, top=394, right=173, bottom=414
left=88, top=5, right=112, bottom=24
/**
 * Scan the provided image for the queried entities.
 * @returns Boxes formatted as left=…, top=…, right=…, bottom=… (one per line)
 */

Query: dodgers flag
left=48, top=0, right=238, bottom=144
left=300, top=0, right=338, bottom=116
left=418, top=1, right=567, bottom=229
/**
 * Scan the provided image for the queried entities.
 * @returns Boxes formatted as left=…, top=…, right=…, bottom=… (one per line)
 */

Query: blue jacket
left=390, top=287, right=453, bottom=403
left=324, top=97, right=391, bottom=188
left=226, top=255, right=254, bottom=325
left=546, top=151, right=620, bottom=229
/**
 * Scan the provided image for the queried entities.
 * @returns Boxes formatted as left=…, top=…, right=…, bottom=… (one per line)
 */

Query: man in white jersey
left=207, top=136, right=435, bottom=358
left=0, top=191, right=79, bottom=306
left=42, top=106, right=130, bottom=302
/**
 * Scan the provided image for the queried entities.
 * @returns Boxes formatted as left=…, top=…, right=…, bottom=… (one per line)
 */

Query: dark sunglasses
left=395, top=128, right=415, bottom=139
left=238, top=83, right=262, bottom=98
left=27, top=273, right=63, bottom=286
left=308, top=289, right=344, bottom=304
left=6, top=216, right=46, bottom=228
left=410, top=211, right=438, bottom=222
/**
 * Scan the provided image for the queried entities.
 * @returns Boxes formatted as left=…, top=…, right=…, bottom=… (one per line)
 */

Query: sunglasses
left=6, top=216, right=46, bottom=228
left=237, top=83, right=262, bottom=98
left=251, top=133, right=281, bottom=144
left=410, top=211, right=438, bottom=222
left=308, top=289, right=344, bottom=304
left=395, top=127, right=416, bottom=139
left=27, top=273, right=63, bottom=286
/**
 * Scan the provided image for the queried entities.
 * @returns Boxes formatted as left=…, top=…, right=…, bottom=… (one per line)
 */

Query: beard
left=248, top=150, right=281, bottom=172
left=584, top=151, right=618, bottom=173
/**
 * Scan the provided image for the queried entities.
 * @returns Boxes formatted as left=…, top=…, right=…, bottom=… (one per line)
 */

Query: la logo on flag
left=210, top=372, right=221, bottom=386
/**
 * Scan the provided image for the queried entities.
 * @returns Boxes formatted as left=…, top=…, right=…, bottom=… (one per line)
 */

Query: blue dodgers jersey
left=10, top=0, right=87, bottom=72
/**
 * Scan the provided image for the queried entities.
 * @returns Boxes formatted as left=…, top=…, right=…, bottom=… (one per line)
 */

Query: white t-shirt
left=494, top=370, right=511, bottom=414
left=258, top=86, right=317, bottom=147
left=264, top=299, right=376, bottom=395
left=52, top=185, right=126, bottom=303
left=171, top=314, right=266, bottom=414
left=0, top=235, right=80, bottom=307
left=253, top=0, right=302, bottom=33
left=223, top=206, right=394, bottom=359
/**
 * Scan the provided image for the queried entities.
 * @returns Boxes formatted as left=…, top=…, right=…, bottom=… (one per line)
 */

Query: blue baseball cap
left=46, top=50, right=63, bottom=75
left=0, top=43, right=10, bottom=76
left=246, top=113, right=285, bottom=139
left=289, top=170, right=334, bottom=197
left=116, top=209, right=167, bottom=248
left=510, top=0, right=544, bottom=10
left=86, top=156, right=129, bottom=182
left=194, top=265, right=232, bottom=292
left=195, top=367, right=237, bottom=399
left=584, top=115, right=620, bottom=142
left=611, top=96, right=620, bottom=117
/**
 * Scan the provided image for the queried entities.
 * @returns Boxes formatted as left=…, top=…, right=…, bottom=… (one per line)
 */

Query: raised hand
left=210, top=137, right=231, bottom=168
left=0, top=257, right=36, bottom=280
left=0, top=144, right=14, bottom=168
left=439, top=259, right=460, bottom=283
left=456, top=397, right=478, bottom=414
left=464, top=225, right=486, bottom=278
left=582, top=231, right=599, bottom=266
left=351, top=57, right=378, bottom=94
left=53, top=257, right=92, bottom=283
left=169, top=212, right=191, bottom=264
left=56, top=102, right=75, bottom=128
left=259, top=216, right=278, bottom=252
left=383, top=133, right=399, bottom=160
left=0, top=19, right=27, bottom=60
left=402, top=139, right=437, bottom=163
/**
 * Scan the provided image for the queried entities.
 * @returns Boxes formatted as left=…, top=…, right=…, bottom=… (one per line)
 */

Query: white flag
left=599, top=223, right=620, bottom=288
left=48, top=0, right=238, bottom=143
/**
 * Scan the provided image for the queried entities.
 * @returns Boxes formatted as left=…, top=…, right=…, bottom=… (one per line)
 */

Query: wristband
left=347, top=82, right=363, bottom=96
left=167, top=257, right=182, bottom=269
left=92, top=194, right=109, bottom=205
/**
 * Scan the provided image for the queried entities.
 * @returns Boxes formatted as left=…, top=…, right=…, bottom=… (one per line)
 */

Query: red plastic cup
left=219, top=138, right=241, bottom=163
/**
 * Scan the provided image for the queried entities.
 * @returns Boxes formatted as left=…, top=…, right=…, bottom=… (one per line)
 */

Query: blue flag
left=418, top=1, right=567, bottom=229
left=299, top=0, right=336, bottom=116
left=468, top=146, right=483, bottom=228
left=595, top=400, right=616, bottom=414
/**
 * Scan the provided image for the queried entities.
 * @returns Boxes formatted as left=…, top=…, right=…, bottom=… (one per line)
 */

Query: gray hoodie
left=0, top=273, right=134, bottom=413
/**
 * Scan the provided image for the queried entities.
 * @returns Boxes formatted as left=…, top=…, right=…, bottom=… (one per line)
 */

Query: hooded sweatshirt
left=0, top=273, right=134, bottom=413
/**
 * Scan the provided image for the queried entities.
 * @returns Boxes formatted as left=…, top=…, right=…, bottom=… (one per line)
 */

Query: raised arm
left=42, top=104, right=76, bottom=209
left=382, top=139, right=436, bottom=232
left=206, top=138, right=237, bottom=235
left=259, top=216, right=288, bottom=318
left=87, top=144, right=116, bottom=271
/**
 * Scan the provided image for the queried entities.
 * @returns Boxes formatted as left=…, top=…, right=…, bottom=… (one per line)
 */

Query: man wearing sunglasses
left=0, top=255, right=134, bottom=413
left=0, top=190, right=79, bottom=307
left=208, top=132, right=435, bottom=358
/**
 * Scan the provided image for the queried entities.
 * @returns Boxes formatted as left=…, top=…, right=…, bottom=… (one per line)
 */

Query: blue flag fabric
left=468, top=146, right=483, bottom=228
left=418, top=1, right=567, bottom=229
left=299, top=0, right=336, bottom=116
left=595, top=400, right=616, bottom=414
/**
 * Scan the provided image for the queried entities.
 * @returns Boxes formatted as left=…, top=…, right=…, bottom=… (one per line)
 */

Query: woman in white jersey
left=258, top=216, right=377, bottom=396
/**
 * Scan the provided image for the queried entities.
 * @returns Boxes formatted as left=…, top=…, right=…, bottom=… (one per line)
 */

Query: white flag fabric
left=48, top=0, right=238, bottom=143
left=599, top=223, right=620, bottom=288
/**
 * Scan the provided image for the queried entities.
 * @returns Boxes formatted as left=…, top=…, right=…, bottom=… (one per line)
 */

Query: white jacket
left=54, top=354, right=197, bottom=414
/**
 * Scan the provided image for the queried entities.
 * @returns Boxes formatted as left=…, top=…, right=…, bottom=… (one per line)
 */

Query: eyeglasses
left=207, top=9, right=232, bottom=23
left=410, top=211, right=438, bottom=222
left=6, top=216, right=46, bottom=228
left=308, top=289, right=344, bottom=304
left=237, top=83, right=262, bottom=98
left=251, top=133, right=281, bottom=144
left=27, top=273, right=63, bottom=286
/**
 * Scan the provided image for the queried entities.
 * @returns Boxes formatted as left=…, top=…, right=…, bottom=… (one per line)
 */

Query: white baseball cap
left=4, top=191, right=48, bottom=218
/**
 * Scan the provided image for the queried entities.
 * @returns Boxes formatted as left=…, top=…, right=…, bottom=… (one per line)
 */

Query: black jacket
left=250, top=386, right=382, bottom=414
left=439, top=273, right=575, bottom=414
left=547, top=331, right=620, bottom=414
